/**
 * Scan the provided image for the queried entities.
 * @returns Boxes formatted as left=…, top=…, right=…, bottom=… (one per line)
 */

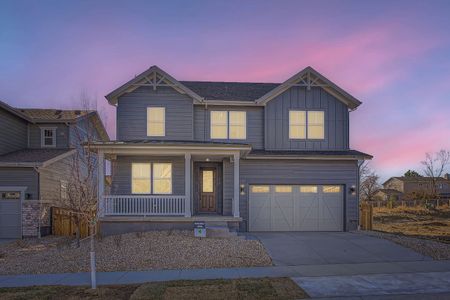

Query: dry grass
left=372, top=205, right=450, bottom=242
left=0, top=278, right=309, bottom=300
left=0, top=230, right=272, bottom=275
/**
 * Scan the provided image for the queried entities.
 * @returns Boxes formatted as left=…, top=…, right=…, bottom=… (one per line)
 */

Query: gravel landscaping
left=361, top=230, right=450, bottom=260
left=0, top=230, right=272, bottom=275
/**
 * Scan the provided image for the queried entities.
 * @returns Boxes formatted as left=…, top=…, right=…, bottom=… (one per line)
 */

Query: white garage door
left=0, top=191, right=22, bottom=238
left=249, top=185, right=343, bottom=232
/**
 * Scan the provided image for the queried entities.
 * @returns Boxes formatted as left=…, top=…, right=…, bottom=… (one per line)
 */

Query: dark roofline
left=0, top=100, right=34, bottom=122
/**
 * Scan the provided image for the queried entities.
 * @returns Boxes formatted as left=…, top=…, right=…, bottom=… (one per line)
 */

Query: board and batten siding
left=239, top=159, right=359, bottom=231
left=0, top=167, right=39, bottom=199
left=116, top=86, right=193, bottom=140
left=265, top=86, right=349, bottom=150
left=0, top=108, right=28, bottom=155
left=193, top=105, right=264, bottom=149
left=222, top=159, right=234, bottom=216
left=28, top=123, right=70, bottom=148
left=111, top=156, right=185, bottom=195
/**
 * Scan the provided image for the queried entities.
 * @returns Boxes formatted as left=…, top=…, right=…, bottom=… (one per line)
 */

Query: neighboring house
left=374, top=189, right=403, bottom=201
left=93, top=65, right=372, bottom=235
left=382, top=175, right=450, bottom=200
left=0, top=100, right=109, bottom=238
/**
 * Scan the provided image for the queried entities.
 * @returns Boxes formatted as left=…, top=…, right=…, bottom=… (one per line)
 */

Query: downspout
left=357, top=160, right=364, bottom=230
left=33, top=166, right=41, bottom=238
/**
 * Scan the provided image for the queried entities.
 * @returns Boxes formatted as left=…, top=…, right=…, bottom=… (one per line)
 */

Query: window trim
left=147, top=107, right=166, bottom=137
left=131, top=162, right=173, bottom=195
left=288, top=110, right=325, bottom=140
left=210, top=110, right=247, bottom=140
left=40, top=127, right=57, bottom=148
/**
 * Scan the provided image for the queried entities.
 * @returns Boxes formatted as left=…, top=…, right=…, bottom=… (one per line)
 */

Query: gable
left=256, top=67, right=362, bottom=110
left=105, top=66, right=204, bottom=105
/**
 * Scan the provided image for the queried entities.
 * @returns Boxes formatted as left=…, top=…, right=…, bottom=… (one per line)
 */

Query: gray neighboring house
left=0, top=100, right=109, bottom=238
left=93, top=65, right=372, bottom=235
left=381, top=175, right=450, bottom=200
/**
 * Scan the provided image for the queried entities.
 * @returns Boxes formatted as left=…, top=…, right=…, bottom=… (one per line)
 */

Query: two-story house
left=0, top=100, right=109, bottom=238
left=380, top=175, right=450, bottom=200
left=93, top=66, right=371, bottom=235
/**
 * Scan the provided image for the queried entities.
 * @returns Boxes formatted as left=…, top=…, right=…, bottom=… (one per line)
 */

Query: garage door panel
left=0, top=194, right=22, bottom=239
left=249, top=185, right=343, bottom=232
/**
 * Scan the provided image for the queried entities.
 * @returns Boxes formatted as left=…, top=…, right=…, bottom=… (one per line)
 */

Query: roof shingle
left=16, top=109, right=93, bottom=122
left=0, top=149, right=73, bottom=164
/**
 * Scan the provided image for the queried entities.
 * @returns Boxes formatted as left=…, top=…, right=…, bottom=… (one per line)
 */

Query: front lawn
left=0, top=278, right=309, bottom=300
left=0, top=230, right=272, bottom=275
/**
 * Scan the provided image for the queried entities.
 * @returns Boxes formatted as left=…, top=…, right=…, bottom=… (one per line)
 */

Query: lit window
left=275, top=186, right=292, bottom=193
left=202, top=170, right=214, bottom=193
left=307, top=111, right=324, bottom=139
left=229, top=111, right=246, bottom=139
left=41, top=128, right=56, bottom=147
left=132, top=163, right=151, bottom=194
left=300, top=186, right=318, bottom=193
left=211, top=111, right=246, bottom=139
left=60, top=180, right=68, bottom=200
left=147, top=107, right=165, bottom=136
left=153, top=163, right=172, bottom=194
left=323, top=186, right=341, bottom=193
left=211, top=111, right=228, bottom=139
left=289, top=111, right=306, bottom=139
left=251, top=186, right=270, bottom=193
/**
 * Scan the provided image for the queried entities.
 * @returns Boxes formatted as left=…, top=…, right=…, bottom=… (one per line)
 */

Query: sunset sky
left=1, top=0, right=450, bottom=180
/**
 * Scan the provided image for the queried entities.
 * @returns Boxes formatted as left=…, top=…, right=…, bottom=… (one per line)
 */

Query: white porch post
left=184, top=153, right=192, bottom=217
left=233, top=152, right=240, bottom=217
left=97, top=151, right=105, bottom=217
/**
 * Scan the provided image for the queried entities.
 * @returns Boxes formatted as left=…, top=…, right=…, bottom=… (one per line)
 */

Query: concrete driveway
left=246, top=232, right=431, bottom=266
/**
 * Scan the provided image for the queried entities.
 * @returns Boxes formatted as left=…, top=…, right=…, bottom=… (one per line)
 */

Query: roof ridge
left=180, top=80, right=281, bottom=85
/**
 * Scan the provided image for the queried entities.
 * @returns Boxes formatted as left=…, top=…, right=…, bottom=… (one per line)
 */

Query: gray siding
left=193, top=105, right=264, bottom=149
left=29, top=123, right=70, bottom=148
left=0, top=167, right=39, bottom=199
left=111, top=156, right=185, bottom=195
left=39, top=154, right=74, bottom=204
left=265, top=86, right=349, bottom=150
left=0, top=108, right=28, bottom=155
left=239, top=159, right=359, bottom=231
left=117, top=86, right=193, bottom=140
left=222, top=159, right=234, bottom=216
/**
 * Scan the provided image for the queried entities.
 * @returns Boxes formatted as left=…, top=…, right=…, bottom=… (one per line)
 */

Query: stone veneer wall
left=21, top=201, right=52, bottom=237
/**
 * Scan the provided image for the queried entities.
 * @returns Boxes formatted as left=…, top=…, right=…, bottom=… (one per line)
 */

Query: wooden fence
left=371, top=199, right=450, bottom=209
left=51, top=207, right=92, bottom=238
left=359, top=201, right=373, bottom=230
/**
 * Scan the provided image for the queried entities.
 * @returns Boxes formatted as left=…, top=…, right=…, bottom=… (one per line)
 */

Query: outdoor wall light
left=349, top=185, right=357, bottom=196
left=205, top=158, right=210, bottom=162
left=240, top=184, right=245, bottom=195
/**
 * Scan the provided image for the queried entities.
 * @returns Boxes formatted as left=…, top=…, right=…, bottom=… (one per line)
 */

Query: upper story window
left=131, top=162, right=172, bottom=194
left=210, top=111, right=246, bottom=140
left=289, top=110, right=324, bottom=140
left=41, top=127, right=56, bottom=147
left=147, top=107, right=165, bottom=137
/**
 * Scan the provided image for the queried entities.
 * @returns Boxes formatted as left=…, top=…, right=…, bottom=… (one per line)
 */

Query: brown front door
left=199, top=168, right=216, bottom=212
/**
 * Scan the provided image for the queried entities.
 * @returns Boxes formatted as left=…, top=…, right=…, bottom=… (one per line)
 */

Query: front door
left=199, top=168, right=216, bottom=212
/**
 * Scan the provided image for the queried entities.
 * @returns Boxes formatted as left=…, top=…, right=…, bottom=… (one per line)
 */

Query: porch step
left=204, top=221, right=239, bottom=238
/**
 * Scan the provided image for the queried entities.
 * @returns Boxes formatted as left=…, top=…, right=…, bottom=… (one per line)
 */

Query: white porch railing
left=102, top=195, right=186, bottom=216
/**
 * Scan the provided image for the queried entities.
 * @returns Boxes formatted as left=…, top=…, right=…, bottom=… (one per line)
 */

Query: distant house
left=0, top=100, right=109, bottom=238
left=381, top=175, right=450, bottom=200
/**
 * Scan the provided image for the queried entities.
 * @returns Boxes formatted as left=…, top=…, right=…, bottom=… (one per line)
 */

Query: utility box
left=194, top=221, right=206, bottom=238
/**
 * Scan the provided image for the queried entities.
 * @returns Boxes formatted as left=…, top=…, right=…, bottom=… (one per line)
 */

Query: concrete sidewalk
left=1, top=260, right=450, bottom=288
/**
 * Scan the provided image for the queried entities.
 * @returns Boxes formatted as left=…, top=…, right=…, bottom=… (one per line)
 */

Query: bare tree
left=421, top=150, right=450, bottom=197
left=359, top=162, right=381, bottom=201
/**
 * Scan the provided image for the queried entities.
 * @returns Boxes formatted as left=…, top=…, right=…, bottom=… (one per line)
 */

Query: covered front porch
left=94, top=141, right=250, bottom=220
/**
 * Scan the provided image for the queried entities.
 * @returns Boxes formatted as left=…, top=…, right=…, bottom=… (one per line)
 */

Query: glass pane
left=300, top=186, right=318, bottom=193
left=202, top=170, right=214, bottom=193
left=132, top=179, right=151, bottom=194
left=148, top=123, right=164, bottom=136
left=308, top=111, right=324, bottom=125
left=211, top=125, right=227, bottom=139
left=229, top=111, right=246, bottom=125
left=132, top=163, right=151, bottom=178
left=148, top=107, right=165, bottom=122
left=154, top=179, right=172, bottom=194
left=44, top=130, right=53, bottom=137
left=289, top=125, right=306, bottom=139
left=308, top=125, right=324, bottom=139
left=251, top=186, right=270, bottom=193
left=153, top=163, right=172, bottom=179
left=147, top=107, right=165, bottom=136
left=323, top=186, right=341, bottom=193
left=44, top=137, right=54, bottom=145
left=211, top=111, right=228, bottom=125
left=229, top=125, right=246, bottom=139
left=275, top=186, right=292, bottom=193
left=290, top=111, right=306, bottom=125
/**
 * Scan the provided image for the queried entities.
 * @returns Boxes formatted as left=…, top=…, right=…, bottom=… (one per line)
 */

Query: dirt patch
left=0, top=278, right=308, bottom=300
left=0, top=231, right=272, bottom=275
